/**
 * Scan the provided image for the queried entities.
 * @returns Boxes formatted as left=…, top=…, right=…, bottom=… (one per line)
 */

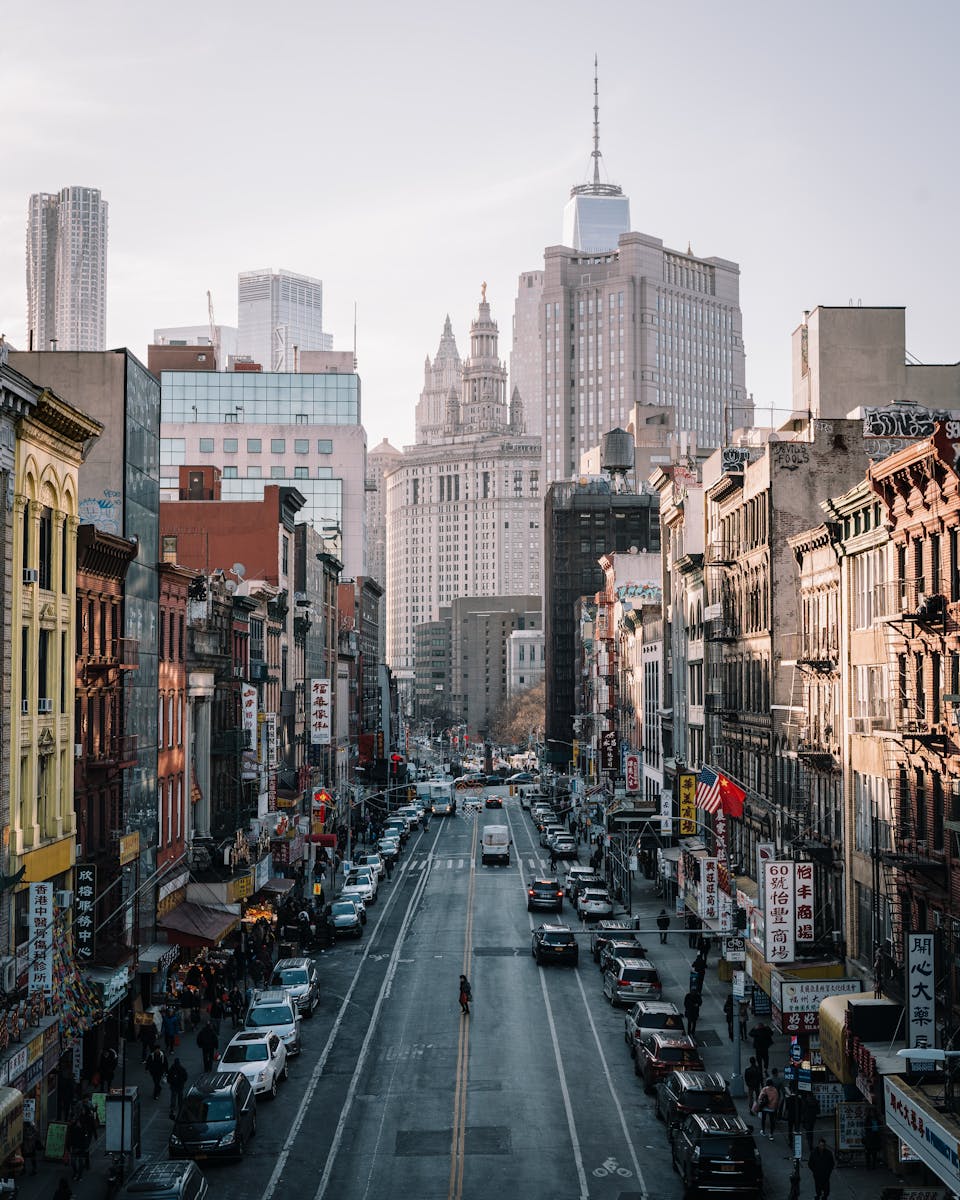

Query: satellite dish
left=225, top=580, right=237, bottom=595
left=230, top=562, right=246, bottom=580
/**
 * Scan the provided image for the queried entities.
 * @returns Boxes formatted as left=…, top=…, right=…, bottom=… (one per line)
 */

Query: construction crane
left=207, top=290, right=221, bottom=368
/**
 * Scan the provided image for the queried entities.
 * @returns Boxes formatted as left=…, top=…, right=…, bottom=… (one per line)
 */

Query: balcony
left=87, top=734, right=139, bottom=771
left=705, top=616, right=740, bottom=642
left=82, top=637, right=140, bottom=675
left=779, top=631, right=838, bottom=670
left=705, top=540, right=737, bottom=566
left=874, top=579, right=946, bottom=628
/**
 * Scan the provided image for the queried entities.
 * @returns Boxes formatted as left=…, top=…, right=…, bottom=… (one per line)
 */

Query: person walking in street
left=98, top=1046, right=118, bottom=1091
left=748, top=1019, right=774, bottom=1073
left=139, top=1016, right=158, bottom=1063
left=167, top=1056, right=188, bottom=1119
left=549, top=846, right=558, bottom=871
left=723, top=994, right=734, bottom=1041
left=161, top=1007, right=180, bottom=1053
left=22, top=1119, right=38, bottom=1175
left=755, top=1078, right=780, bottom=1140
left=656, top=909, right=670, bottom=944
left=196, top=1021, right=218, bottom=1072
left=808, top=1137, right=836, bottom=1200
left=67, top=1117, right=91, bottom=1182
left=145, top=1045, right=168, bottom=1101
left=800, top=1090, right=820, bottom=1152
left=683, top=989, right=703, bottom=1036
left=784, top=1086, right=802, bottom=1143
left=691, top=953, right=707, bottom=995
left=738, top=999, right=749, bottom=1040
left=458, top=975, right=472, bottom=1015
left=744, top=1056, right=762, bottom=1111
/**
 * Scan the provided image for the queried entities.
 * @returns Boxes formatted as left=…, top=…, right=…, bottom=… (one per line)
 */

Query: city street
left=24, top=793, right=904, bottom=1200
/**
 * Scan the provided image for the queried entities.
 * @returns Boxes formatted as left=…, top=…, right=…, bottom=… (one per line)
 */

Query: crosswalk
left=401, top=854, right=545, bottom=873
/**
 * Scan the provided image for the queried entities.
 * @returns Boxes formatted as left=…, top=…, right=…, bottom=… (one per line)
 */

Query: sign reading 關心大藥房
left=906, top=931, right=936, bottom=1048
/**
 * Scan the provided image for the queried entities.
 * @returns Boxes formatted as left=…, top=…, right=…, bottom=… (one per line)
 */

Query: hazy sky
left=2, top=0, right=957, bottom=451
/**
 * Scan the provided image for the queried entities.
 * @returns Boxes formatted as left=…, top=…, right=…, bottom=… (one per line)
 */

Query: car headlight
left=256, top=1070, right=266, bottom=1083
left=220, top=1131, right=236, bottom=1147
left=170, top=1135, right=182, bottom=1147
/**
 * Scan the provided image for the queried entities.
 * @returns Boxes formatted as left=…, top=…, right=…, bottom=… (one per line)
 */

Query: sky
left=2, top=0, right=958, bottom=452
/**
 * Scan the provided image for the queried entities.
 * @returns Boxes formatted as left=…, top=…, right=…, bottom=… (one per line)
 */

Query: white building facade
left=237, top=268, right=333, bottom=371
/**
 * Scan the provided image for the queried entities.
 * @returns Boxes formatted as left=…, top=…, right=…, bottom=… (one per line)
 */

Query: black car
left=169, top=1073, right=256, bottom=1161
left=484, top=794, right=504, bottom=809
left=120, top=1162, right=208, bottom=1200
left=527, top=877, right=564, bottom=912
left=670, top=1113, right=763, bottom=1198
left=655, top=1071, right=737, bottom=1131
left=590, top=920, right=644, bottom=963
left=531, top=923, right=579, bottom=966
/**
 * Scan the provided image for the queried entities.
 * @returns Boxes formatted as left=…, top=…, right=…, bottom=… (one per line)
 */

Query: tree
left=490, top=681, right=545, bottom=748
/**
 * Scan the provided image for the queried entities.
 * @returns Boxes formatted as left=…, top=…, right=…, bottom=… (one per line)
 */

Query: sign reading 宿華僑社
left=763, top=861, right=795, bottom=965
left=310, top=678, right=331, bottom=746
left=906, top=931, right=936, bottom=1048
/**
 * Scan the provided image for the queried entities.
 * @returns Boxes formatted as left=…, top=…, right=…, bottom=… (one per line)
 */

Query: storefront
left=137, top=942, right=181, bottom=1006
left=0, top=1087, right=22, bottom=1171
left=884, top=1075, right=960, bottom=1193
left=158, top=902, right=240, bottom=951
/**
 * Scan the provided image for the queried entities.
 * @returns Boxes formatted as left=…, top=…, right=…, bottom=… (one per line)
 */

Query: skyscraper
left=26, top=186, right=108, bottom=352
left=237, top=269, right=333, bottom=370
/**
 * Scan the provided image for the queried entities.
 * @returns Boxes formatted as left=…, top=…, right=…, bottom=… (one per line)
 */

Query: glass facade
left=160, top=372, right=360, bottom=425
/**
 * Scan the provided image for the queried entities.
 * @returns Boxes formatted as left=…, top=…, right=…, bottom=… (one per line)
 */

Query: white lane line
left=446, top=859, right=453, bottom=869
left=258, top=824, right=438, bottom=1200
left=458, top=858, right=464, bottom=869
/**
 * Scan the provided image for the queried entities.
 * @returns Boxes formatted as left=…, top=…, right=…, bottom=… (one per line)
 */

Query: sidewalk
left=624, top=871, right=906, bottom=1200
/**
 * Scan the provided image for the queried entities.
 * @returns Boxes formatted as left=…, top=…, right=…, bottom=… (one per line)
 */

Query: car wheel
left=281, top=1062, right=288, bottom=1082
left=269, top=1076, right=278, bottom=1100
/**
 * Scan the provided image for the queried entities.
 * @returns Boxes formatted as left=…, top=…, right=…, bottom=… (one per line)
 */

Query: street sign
left=724, top=936, right=746, bottom=963
left=790, top=1038, right=803, bottom=1062
left=733, top=970, right=747, bottom=1000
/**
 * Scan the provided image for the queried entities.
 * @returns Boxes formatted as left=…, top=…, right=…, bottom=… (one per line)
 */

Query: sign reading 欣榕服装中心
left=907, top=932, right=936, bottom=1048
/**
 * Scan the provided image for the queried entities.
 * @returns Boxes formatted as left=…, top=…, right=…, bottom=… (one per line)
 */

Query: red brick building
left=157, top=563, right=194, bottom=874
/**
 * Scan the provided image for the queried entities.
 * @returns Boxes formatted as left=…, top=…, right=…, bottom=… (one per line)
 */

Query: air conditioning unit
left=20, top=700, right=29, bottom=715
left=0, top=957, right=15, bottom=993
left=22, top=568, right=38, bottom=585
left=74, top=743, right=83, bottom=759
left=38, top=698, right=53, bottom=714
left=233, top=666, right=243, bottom=679
left=54, top=890, right=73, bottom=909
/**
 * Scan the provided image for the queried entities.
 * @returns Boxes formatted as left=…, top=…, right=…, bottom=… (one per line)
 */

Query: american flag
left=696, top=765, right=722, bottom=813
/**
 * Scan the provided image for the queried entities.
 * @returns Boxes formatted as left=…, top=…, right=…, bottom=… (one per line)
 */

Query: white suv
left=219, top=1030, right=287, bottom=1097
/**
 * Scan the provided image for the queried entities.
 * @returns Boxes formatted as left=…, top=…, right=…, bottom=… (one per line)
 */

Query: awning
left=260, top=877, right=295, bottom=896
left=137, top=942, right=181, bottom=974
left=158, top=902, right=240, bottom=949
left=0, top=1088, right=22, bottom=1164
left=84, top=966, right=131, bottom=1010
left=884, top=1075, right=960, bottom=1193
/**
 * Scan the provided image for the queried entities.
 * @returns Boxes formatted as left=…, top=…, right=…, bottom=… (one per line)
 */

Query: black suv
left=527, top=878, right=564, bottom=912
left=590, top=920, right=644, bottom=963
left=669, top=1113, right=763, bottom=1198
left=655, top=1070, right=737, bottom=1131
left=120, top=1162, right=207, bottom=1200
left=531, top=924, right=579, bottom=966
left=169, top=1072, right=256, bottom=1161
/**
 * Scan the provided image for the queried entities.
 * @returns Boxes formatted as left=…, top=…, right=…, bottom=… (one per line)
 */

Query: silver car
left=270, top=957, right=319, bottom=1018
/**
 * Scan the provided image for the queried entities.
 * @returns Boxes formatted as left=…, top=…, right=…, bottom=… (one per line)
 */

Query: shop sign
left=732, top=970, right=747, bottom=999
left=241, top=685, right=259, bottom=780
left=600, top=729, right=618, bottom=773
left=119, top=832, right=140, bottom=866
left=7, top=1048, right=28, bottom=1082
left=23, top=1059, right=43, bottom=1089
left=699, top=858, right=719, bottom=919
left=773, top=1005, right=820, bottom=1033
left=43, top=1023, right=58, bottom=1052
left=658, top=788, right=673, bottom=836
left=795, top=862, right=815, bottom=942
left=763, top=861, right=795, bottom=964
left=885, top=1076, right=960, bottom=1190
left=814, top=1083, right=846, bottom=1116
left=43, top=1045, right=60, bottom=1074
left=836, top=1101, right=869, bottom=1152
left=756, top=842, right=775, bottom=910
left=28, top=883, right=54, bottom=996
left=625, top=754, right=640, bottom=793
left=310, top=679, right=331, bottom=746
left=778, top=978, right=863, bottom=1014
left=26, top=1033, right=43, bottom=1065
left=678, top=773, right=697, bottom=835
left=75, top=864, right=96, bottom=962
left=254, top=854, right=273, bottom=891
left=751, top=989, right=772, bottom=1016
left=158, top=887, right=186, bottom=918
left=227, top=874, right=253, bottom=902
left=906, top=932, right=936, bottom=1047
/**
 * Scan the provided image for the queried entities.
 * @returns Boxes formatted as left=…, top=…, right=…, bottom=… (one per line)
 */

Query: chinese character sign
left=74, top=865, right=97, bottom=963
left=241, top=684, right=259, bottom=780
left=795, top=862, right=815, bottom=942
left=311, top=678, right=331, bottom=746
left=756, top=842, right=775, bottom=911
left=625, top=754, right=640, bottom=794
left=28, top=882, right=54, bottom=996
left=906, top=932, right=936, bottom=1048
left=659, top=788, right=673, bottom=837
left=763, top=861, right=795, bottom=965
left=678, top=773, right=697, bottom=835
left=699, top=858, right=719, bottom=919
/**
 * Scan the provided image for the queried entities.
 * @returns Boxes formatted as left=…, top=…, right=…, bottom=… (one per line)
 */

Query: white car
left=341, top=882, right=374, bottom=910
left=344, top=867, right=378, bottom=902
left=577, top=888, right=614, bottom=919
left=357, top=852, right=385, bottom=881
left=243, top=989, right=302, bottom=1056
left=336, top=893, right=366, bottom=924
left=219, top=1030, right=287, bottom=1098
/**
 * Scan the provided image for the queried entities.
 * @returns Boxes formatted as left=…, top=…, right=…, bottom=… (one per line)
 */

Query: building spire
left=592, top=54, right=601, bottom=187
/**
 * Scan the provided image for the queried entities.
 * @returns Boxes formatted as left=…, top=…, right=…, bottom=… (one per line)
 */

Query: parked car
left=624, top=1001, right=685, bottom=1057
left=599, top=939, right=651, bottom=975
left=566, top=866, right=600, bottom=900
left=270, top=957, right=319, bottom=1017
left=603, top=957, right=663, bottom=1005
left=169, top=1072, right=256, bottom=1161
left=120, top=1161, right=207, bottom=1200
left=540, top=824, right=566, bottom=848
left=655, top=1071, right=736, bottom=1131
left=358, top=852, right=385, bottom=880
left=377, top=838, right=400, bottom=863
left=635, top=1033, right=704, bottom=1090
left=339, top=884, right=372, bottom=915
left=577, top=888, right=614, bottom=919
left=531, top=924, right=579, bottom=966
left=244, top=989, right=302, bottom=1057
left=218, top=1031, right=287, bottom=1098
left=669, top=1113, right=763, bottom=1198
left=589, top=919, right=642, bottom=961
left=527, top=877, right=564, bottom=912
left=509, top=772, right=536, bottom=783
left=342, top=870, right=376, bottom=904
left=328, top=899, right=364, bottom=936
left=552, top=835, right=578, bottom=860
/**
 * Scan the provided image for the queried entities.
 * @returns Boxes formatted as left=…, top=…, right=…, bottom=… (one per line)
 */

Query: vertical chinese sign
left=906, top=932, right=936, bottom=1048
left=699, top=858, right=719, bottom=919
left=678, top=773, right=697, bottom=835
left=311, top=678, right=331, bottom=746
left=624, top=754, right=640, bottom=794
left=795, top=862, right=815, bottom=943
left=763, top=861, right=795, bottom=965
left=74, top=866, right=97, bottom=963
left=28, top=882, right=54, bottom=996
left=240, top=684, right=259, bottom=781
left=659, top=788, right=673, bottom=837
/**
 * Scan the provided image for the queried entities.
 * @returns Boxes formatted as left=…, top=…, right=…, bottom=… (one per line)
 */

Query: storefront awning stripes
left=158, top=902, right=239, bottom=949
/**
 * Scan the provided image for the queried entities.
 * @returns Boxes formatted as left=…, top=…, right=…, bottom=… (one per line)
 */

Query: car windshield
left=662, top=1047, right=701, bottom=1064
left=685, top=1091, right=734, bottom=1110
left=622, top=969, right=658, bottom=982
left=540, top=932, right=573, bottom=944
left=331, top=903, right=356, bottom=916
left=248, top=1005, right=293, bottom=1026
left=180, top=1096, right=234, bottom=1123
left=223, top=1043, right=268, bottom=1063
left=644, top=1014, right=684, bottom=1031
left=275, top=969, right=308, bottom=986
left=698, top=1136, right=756, bottom=1158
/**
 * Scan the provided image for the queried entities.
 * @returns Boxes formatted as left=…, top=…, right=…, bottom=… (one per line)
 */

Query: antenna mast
left=592, top=54, right=601, bottom=186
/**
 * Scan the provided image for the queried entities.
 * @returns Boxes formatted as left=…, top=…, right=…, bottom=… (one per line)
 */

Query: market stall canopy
left=137, top=942, right=180, bottom=974
left=158, top=902, right=240, bottom=949
left=260, top=878, right=295, bottom=896
left=0, top=1087, right=22, bottom=1163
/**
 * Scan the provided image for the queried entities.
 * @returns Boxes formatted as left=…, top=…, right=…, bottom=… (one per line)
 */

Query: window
left=223, top=438, right=238, bottom=453
left=294, top=439, right=309, bottom=454
left=317, top=439, right=333, bottom=454
left=38, top=507, right=53, bottom=590
left=247, top=438, right=261, bottom=453
left=271, top=466, right=285, bottom=478
left=294, top=466, right=308, bottom=479
left=282, top=536, right=289, bottom=575
left=161, top=535, right=177, bottom=563
left=199, top=438, right=214, bottom=453
left=270, top=438, right=286, bottom=454
left=223, top=466, right=238, bottom=478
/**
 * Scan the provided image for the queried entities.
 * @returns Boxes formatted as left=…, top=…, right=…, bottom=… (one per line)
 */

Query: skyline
left=2, top=0, right=958, bottom=453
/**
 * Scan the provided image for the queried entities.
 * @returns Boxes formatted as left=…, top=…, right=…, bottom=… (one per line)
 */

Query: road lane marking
left=448, top=810, right=479, bottom=1200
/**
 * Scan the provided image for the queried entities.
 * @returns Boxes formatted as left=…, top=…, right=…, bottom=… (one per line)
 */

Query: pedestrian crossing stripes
left=402, top=855, right=542, bottom=872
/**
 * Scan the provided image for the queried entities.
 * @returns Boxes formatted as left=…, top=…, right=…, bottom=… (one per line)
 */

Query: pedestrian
left=145, top=1046, right=168, bottom=1101
left=873, top=947, right=884, bottom=999
left=139, top=1016, right=158, bottom=1062
left=748, top=1019, right=774, bottom=1073
left=98, top=1046, right=118, bottom=1091
left=458, top=974, right=472, bottom=1015
left=691, top=953, right=706, bottom=994
left=755, top=1078, right=780, bottom=1140
left=167, top=1056, right=188, bottom=1119
left=738, top=999, right=749, bottom=1040
left=723, top=994, right=734, bottom=1041
left=67, top=1118, right=91, bottom=1182
left=744, top=1056, right=762, bottom=1110
left=208, top=993, right=225, bottom=1038
left=161, top=1007, right=180, bottom=1053
left=22, top=1118, right=38, bottom=1175
left=784, top=1087, right=802, bottom=1143
left=808, top=1137, right=836, bottom=1200
left=53, top=1179, right=72, bottom=1200
left=549, top=846, right=558, bottom=871
left=800, top=1089, right=820, bottom=1151
left=656, top=909, right=670, bottom=944
left=683, top=989, right=703, bottom=1036
left=196, top=1021, right=218, bottom=1073
left=57, top=1061, right=75, bottom=1120
left=864, top=1107, right=883, bottom=1168
left=229, top=985, right=244, bottom=1029
left=686, top=914, right=699, bottom=950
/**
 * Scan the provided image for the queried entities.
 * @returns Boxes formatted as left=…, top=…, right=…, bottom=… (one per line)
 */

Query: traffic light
left=572, top=739, right=579, bottom=766
left=376, top=730, right=384, bottom=757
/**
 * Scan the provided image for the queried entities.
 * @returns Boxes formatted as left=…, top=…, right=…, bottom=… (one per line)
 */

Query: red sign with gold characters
left=624, top=754, right=640, bottom=794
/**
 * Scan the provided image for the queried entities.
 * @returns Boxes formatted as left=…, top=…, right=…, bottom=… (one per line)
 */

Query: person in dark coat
left=22, top=1119, right=38, bottom=1174
left=722, top=994, right=734, bottom=1040
left=784, top=1087, right=802, bottom=1142
left=683, top=989, right=703, bottom=1036
left=139, top=1017, right=158, bottom=1062
left=656, top=909, right=670, bottom=944
left=691, top=953, right=707, bottom=994
left=800, top=1090, right=820, bottom=1151
left=67, top=1118, right=91, bottom=1181
left=744, top=1056, right=762, bottom=1110
left=145, top=1046, right=168, bottom=1100
left=748, top=1019, right=774, bottom=1073
left=98, top=1046, right=118, bottom=1090
left=864, top=1106, right=883, bottom=1168
left=167, top=1057, right=188, bottom=1119
left=808, top=1138, right=836, bottom=1200
left=160, top=1007, right=180, bottom=1053
left=196, top=1022, right=218, bottom=1072
left=458, top=975, right=472, bottom=1015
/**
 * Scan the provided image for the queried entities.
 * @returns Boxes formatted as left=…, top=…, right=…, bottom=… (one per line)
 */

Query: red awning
left=158, top=902, right=239, bottom=949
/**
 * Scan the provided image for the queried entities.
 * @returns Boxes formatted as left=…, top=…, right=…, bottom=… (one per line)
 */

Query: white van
left=481, top=824, right=511, bottom=866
